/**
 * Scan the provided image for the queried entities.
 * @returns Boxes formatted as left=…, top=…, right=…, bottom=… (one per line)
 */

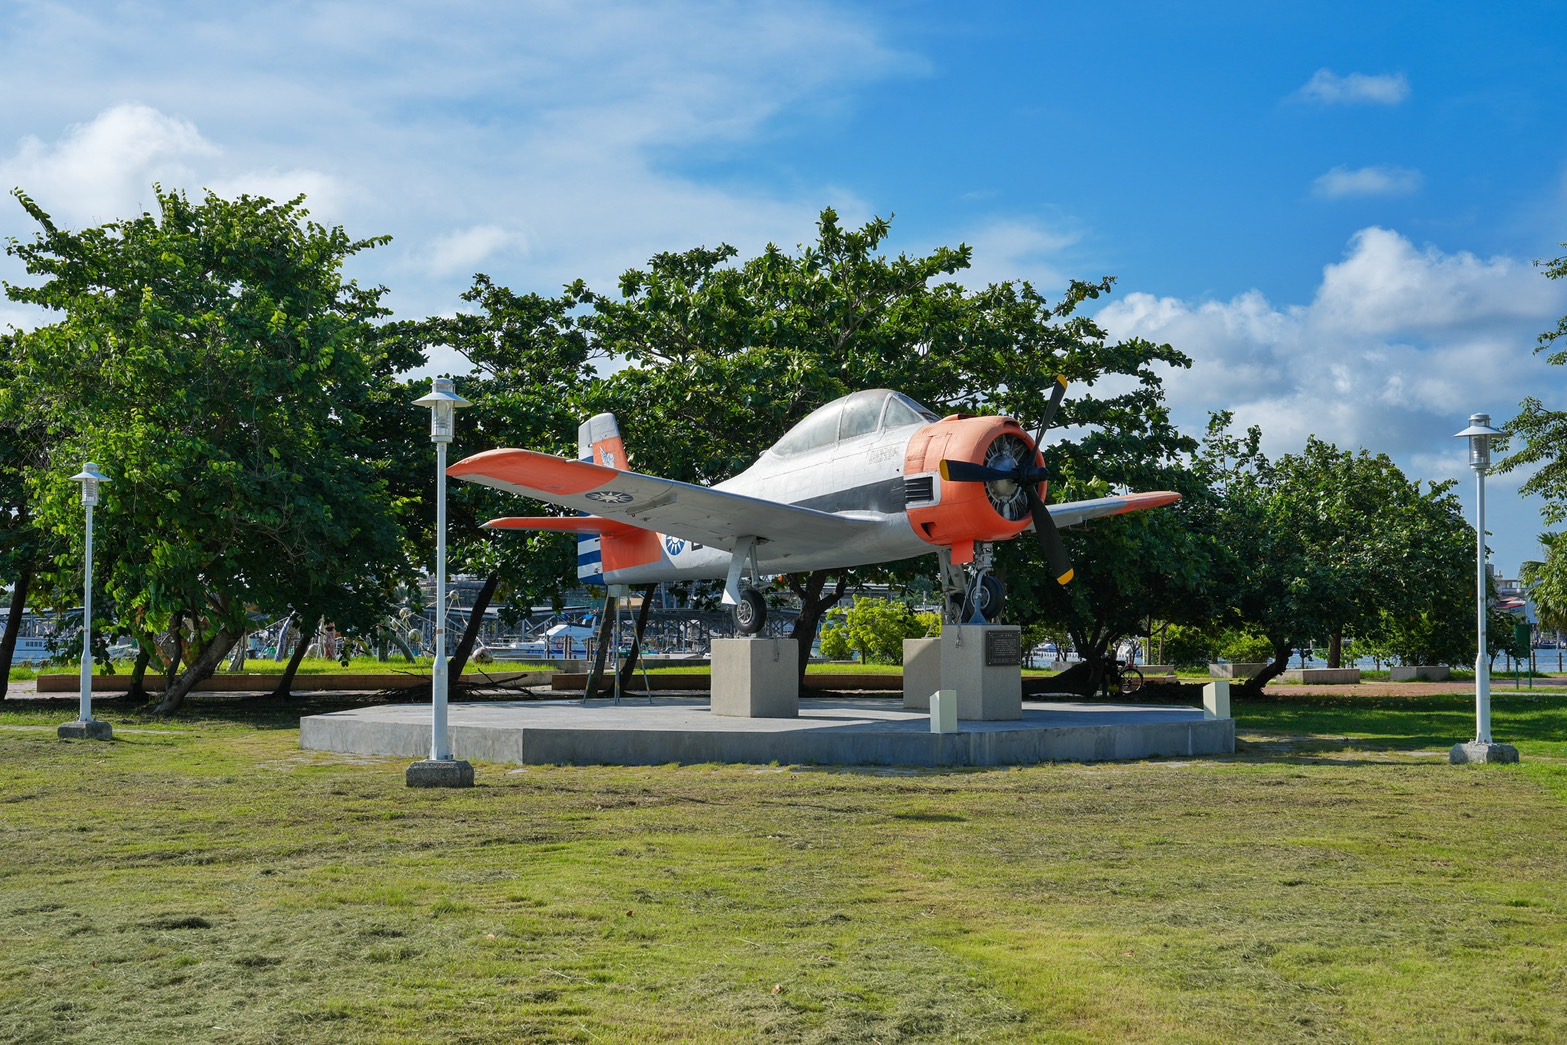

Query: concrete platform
left=300, top=697, right=1234, bottom=768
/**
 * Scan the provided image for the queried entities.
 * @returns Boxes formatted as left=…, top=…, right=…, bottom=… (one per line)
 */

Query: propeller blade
left=1027, top=486, right=1074, bottom=585
left=939, top=459, right=1014, bottom=484
left=1032, top=374, right=1069, bottom=446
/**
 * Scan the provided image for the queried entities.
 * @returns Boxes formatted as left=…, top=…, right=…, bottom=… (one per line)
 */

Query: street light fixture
left=59, top=462, right=113, bottom=741
left=407, top=378, right=475, bottom=788
left=1451, top=413, right=1519, bottom=764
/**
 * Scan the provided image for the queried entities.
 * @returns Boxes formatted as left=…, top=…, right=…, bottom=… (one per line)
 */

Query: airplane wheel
left=734, top=589, right=767, bottom=634
left=954, top=575, right=1006, bottom=623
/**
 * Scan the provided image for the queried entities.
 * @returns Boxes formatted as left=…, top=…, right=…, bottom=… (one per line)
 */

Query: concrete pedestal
left=711, top=638, right=798, bottom=718
left=406, top=759, right=475, bottom=787
left=943, top=625, right=1022, bottom=721
left=57, top=719, right=114, bottom=741
left=1449, top=742, right=1520, bottom=765
left=902, top=637, right=941, bottom=710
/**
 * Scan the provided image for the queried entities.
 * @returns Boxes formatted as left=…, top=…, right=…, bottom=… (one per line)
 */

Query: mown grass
left=1, top=694, right=1565, bottom=1042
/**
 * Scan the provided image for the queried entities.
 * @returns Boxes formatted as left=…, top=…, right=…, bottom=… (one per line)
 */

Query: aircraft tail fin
left=576, top=413, right=627, bottom=585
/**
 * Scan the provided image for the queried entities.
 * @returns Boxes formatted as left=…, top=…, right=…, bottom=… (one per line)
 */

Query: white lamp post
left=59, top=463, right=113, bottom=741
left=1451, top=413, right=1518, bottom=764
left=407, top=378, right=475, bottom=787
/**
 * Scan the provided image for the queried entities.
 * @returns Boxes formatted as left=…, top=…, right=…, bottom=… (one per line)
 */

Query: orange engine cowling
left=904, top=415, right=1044, bottom=564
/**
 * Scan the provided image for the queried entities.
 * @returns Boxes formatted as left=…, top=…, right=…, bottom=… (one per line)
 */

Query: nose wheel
left=937, top=544, right=1007, bottom=624
left=734, top=589, right=768, bottom=634
left=949, top=574, right=1006, bottom=624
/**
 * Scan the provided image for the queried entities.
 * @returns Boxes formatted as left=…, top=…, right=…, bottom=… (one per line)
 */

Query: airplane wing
left=1046, top=491, right=1181, bottom=529
left=449, top=447, right=879, bottom=551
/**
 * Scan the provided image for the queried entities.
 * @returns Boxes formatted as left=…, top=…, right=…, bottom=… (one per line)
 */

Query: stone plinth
left=902, top=637, right=941, bottom=710
left=57, top=719, right=114, bottom=741
left=711, top=638, right=798, bottom=718
left=942, top=625, right=1022, bottom=721
left=1450, top=742, right=1520, bottom=765
left=1280, top=668, right=1361, bottom=685
left=1391, top=665, right=1452, bottom=682
left=405, top=759, right=475, bottom=787
left=1211, top=663, right=1268, bottom=678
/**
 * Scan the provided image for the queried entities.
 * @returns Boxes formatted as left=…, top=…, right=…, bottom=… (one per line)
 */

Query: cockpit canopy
left=768, top=390, right=939, bottom=458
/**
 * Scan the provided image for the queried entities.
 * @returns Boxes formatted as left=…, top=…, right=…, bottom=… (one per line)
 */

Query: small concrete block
left=903, top=637, right=941, bottom=710
left=929, top=689, right=958, bottom=734
left=406, top=759, right=476, bottom=787
left=711, top=638, right=798, bottom=718
left=57, top=719, right=114, bottom=741
left=1203, top=680, right=1230, bottom=720
left=1449, top=742, right=1521, bottom=765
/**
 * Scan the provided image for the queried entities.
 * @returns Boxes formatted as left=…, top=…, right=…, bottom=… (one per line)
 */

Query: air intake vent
left=903, top=475, right=935, bottom=504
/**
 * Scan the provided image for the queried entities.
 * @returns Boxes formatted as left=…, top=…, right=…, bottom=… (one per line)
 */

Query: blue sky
left=3, top=0, right=1565, bottom=575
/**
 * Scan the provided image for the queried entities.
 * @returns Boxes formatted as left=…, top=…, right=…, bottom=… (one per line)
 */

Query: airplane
left=448, top=382, right=1181, bottom=634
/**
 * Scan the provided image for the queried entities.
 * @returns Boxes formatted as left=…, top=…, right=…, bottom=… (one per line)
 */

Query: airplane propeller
left=939, top=375, right=1075, bottom=585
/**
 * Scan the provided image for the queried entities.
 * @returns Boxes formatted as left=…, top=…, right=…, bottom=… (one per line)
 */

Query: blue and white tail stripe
left=576, top=413, right=625, bottom=586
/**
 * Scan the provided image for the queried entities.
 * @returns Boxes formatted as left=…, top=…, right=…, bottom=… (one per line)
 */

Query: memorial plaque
left=985, top=629, right=1021, bottom=667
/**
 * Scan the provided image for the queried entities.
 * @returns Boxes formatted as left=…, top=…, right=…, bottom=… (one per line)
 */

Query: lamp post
left=1451, top=413, right=1519, bottom=764
left=406, top=378, right=475, bottom=788
left=59, top=463, right=113, bottom=741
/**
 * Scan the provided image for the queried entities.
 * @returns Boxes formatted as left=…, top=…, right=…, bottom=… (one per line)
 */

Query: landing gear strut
left=938, top=544, right=1007, bottom=624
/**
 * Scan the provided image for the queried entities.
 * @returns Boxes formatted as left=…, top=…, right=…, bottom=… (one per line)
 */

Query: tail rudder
left=576, top=413, right=626, bottom=585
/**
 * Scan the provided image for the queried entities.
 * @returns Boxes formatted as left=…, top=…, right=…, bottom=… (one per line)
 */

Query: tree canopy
left=2, top=188, right=410, bottom=711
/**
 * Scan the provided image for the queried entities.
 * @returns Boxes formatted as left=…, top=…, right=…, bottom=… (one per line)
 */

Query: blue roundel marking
left=586, top=489, right=634, bottom=505
left=664, top=535, right=686, bottom=557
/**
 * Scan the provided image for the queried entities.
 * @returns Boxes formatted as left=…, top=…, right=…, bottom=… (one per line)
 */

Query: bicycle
left=1101, top=657, right=1145, bottom=697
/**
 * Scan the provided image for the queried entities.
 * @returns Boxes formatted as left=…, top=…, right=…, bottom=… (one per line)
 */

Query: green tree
left=1521, top=532, right=1567, bottom=640
left=1501, top=246, right=1567, bottom=519
left=819, top=596, right=937, bottom=665
left=406, top=275, right=603, bottom=679
left=2, top=188, right=410, bottom=713
left=1199, top=418, right=1474, bottom=693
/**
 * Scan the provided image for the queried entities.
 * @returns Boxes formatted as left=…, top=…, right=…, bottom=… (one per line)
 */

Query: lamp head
left=1453, top=413, right=1504, bottom=471
left=414, top=378, right=472, bottom=443
left=70, top=462, right=110, bottom=507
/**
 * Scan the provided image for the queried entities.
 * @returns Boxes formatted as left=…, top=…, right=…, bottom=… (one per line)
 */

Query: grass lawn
left=1, top=693, right=1565, bottom=1042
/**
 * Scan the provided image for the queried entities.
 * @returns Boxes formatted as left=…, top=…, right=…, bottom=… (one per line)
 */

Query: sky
left=2, top=0, right=1565, bottom=575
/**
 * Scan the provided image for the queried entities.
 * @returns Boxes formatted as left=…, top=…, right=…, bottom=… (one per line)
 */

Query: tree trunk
left=1239, top=640, right=1294, bottom=698
left=1327, top=629, right=1343, bottom=669
left=584, top=590, right=617, bottom=701
left=786, top=570, right=849, bottom=684
left=617, top=585, right=657, bottom=693
left=0, top=563, right=32, bottom=700
left=269, top=625, right=313, bottom=699
left=154, top=626, right=241, bottom=716
left=447, top=570, right=500, bottom=681
left=125, top=644, right=154, bottom=706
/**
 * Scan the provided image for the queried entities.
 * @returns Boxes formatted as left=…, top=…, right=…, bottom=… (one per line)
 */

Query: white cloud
left=0, top=103, right=218, bottom=226
left=1097, top=227, right=1567, bottom=471
left=423, top=224, right=526, bottom=279
left=949, top=218, right=1079, bottom=291
left=0, top=2, right=919, bottom=326
left=1294, top=69, right=1411, bottom=106
left=1312, top=165, right=1423, bottom=200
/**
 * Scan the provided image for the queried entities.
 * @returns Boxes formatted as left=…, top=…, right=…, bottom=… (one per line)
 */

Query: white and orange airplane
left=449, top=383, right=1180, bottom=633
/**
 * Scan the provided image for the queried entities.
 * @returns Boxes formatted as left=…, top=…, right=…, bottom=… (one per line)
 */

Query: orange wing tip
left=1056, top=568, right=1075, bottom=585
